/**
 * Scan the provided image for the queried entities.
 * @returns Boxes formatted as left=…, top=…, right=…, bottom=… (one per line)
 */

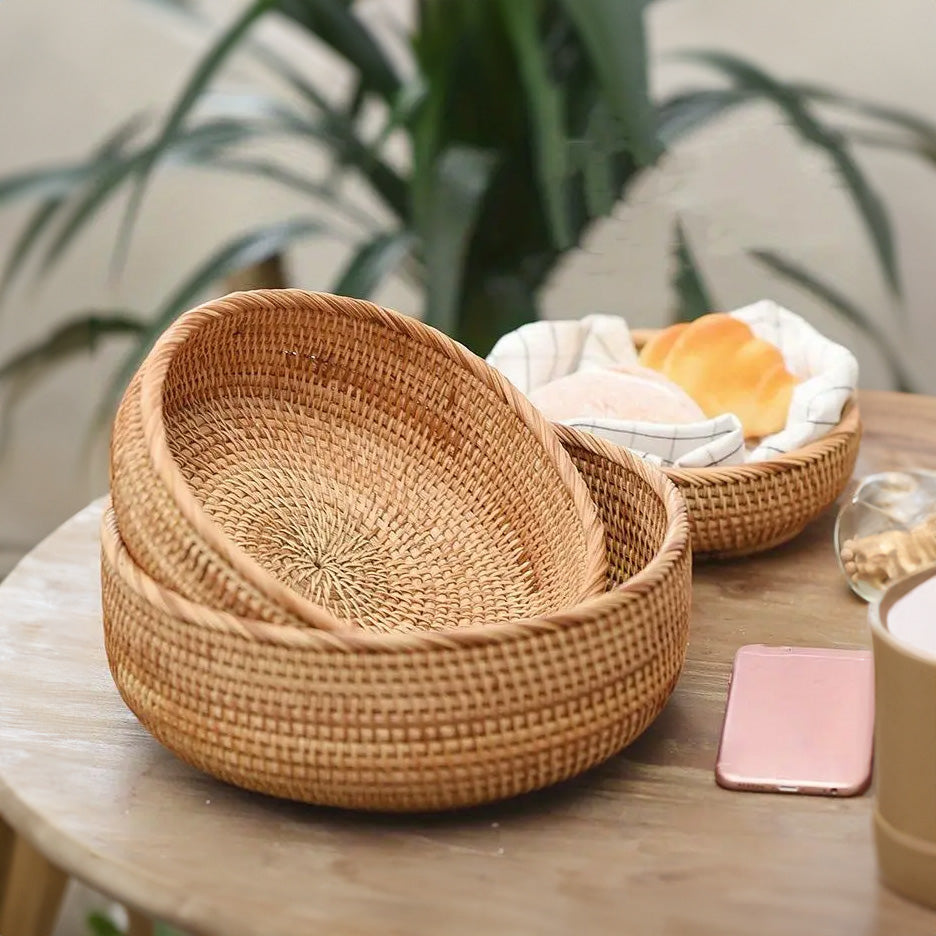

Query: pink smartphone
left=715, top=645, right=874, bottom=796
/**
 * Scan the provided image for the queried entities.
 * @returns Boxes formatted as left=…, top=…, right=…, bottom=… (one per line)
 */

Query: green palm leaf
left=96, top=216, right=332, bottom=430
left=843, top=129, right=936, bottom=166
left=86, top=911, right=125, bottom=936
left=801, top=87, right=936, bottom=166
left=656, top=88, right=750, bottom=148
left=249, top=51, right=409, bottom=217
left=0, top=166, right=89, bottom=205
left=749, top=248, right=914, bottom=391
left=574, top=101, right=618, bottom=217
left=0, top=314, right=145, bottom=383
left=417, top=146, right=497, bottom=337
left=331, top=230, right=416, bottom=297
left=796, top=84, right=936, bottom=142
left=116, top=0, right=275, bottom=269
left=677, top=51, right=901, bottom=298
left=499, top=0, right=572, bottom=249
left=671, top=219, right=714, bottom=322
left=0, top=313, right=145, bottom=451
left=0, top=108, right=146, bottom=207
left=0, top=114, right=148, bottom=296
left=557, top=0, right=657, bottom=165
left=274, top=0, right=401, bottom=103
left=137, top=0, right=199, bottom=15
left=210, top=156, right=374, bottom=229
left=369, top=77, right=428, bottom=152
left=41, top=116, right=300, bottom=276
left=0, top=199, right=64, bottom=300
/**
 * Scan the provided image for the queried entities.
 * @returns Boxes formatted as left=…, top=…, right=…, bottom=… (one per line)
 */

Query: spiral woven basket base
left=111, top=291, right=606, bottom=632
left=102, top=445, right=690, bottom=813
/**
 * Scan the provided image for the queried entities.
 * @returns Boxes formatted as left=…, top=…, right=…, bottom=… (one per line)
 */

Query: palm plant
left=1, top=0, right=932, bottom=430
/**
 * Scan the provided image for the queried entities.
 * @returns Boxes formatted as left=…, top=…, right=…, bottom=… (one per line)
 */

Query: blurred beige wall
left=549, top=0, right=936, bottom=390
left=1, top=0, right=936, bottom=577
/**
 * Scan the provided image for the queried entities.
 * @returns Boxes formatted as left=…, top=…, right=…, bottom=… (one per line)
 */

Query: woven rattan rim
left=603, top=327, right=861, bottom=482
left=134, top=289, right=607, bottom=633
left=103, top=433, right=687, bottom=651
left=664, top=398, right=860, bottom=484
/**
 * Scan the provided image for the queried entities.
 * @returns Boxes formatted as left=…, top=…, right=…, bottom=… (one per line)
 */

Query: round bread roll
left=638, top=313, right=797, bottom=438
left=528, top=365, right=706, bottom=423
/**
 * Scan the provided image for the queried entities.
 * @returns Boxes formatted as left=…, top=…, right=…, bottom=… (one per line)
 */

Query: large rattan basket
left=101, top=437, right=691, bottom=813
left=110, top=290, right=607, bottom=632
left=555, top=329, right=861, bottom=559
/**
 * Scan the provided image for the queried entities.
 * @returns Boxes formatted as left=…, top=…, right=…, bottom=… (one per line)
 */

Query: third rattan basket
left=110, top=290, right=607, bottom=631
left=555, top=329, right=861, bottom=559
left=102, top=433, right=691, bottom=812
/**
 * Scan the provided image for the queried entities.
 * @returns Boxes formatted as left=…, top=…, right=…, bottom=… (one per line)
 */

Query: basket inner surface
left=161, top=303, right=595, bottom=633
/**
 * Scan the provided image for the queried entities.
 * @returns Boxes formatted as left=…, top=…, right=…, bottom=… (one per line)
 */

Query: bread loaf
left=638, top=313, right=797, bottom=438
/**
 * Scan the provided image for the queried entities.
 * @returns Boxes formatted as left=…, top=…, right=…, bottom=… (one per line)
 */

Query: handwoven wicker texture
left=664, top=401, right=860, bottom=557
left=110, top=290, right=607, bottom=632
left=555, top=329, right=862, bottom=559
left=101, top=439, right=691, bottom=812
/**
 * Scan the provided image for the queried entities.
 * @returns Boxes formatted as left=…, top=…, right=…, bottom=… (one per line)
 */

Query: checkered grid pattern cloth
left=486, top=300, right=858, bottom=468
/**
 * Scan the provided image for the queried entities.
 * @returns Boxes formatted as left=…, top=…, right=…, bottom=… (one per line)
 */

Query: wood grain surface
left=0, top=835, right=67, bottom=936
left=1, top=390, right=935, bottom=936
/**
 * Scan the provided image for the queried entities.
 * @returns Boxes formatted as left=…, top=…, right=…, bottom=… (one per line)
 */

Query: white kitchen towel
left=486, top=300, right=859, bottom=468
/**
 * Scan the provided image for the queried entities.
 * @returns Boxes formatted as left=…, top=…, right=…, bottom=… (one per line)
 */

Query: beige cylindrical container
left=870, top=564, right=936, bottom=909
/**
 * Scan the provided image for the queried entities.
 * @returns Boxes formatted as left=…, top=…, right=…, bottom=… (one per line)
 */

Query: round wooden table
left=2, top=391, right=936, bottom=936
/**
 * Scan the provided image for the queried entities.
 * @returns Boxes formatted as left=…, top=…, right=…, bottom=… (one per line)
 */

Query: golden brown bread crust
left=638, top=322, right=688, bottom=371
left=638, top=313, right=797, bottom=438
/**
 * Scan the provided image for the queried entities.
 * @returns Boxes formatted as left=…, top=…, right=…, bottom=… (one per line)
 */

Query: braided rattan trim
left=130, top=290, right=608, bottom=631
left=664, top=400, right=860, bottom=483
left=102, top=471, right=688, bottom=650
left=102, top=432, right=691, bottom=809
left=556, top=373, right=859, bottom=557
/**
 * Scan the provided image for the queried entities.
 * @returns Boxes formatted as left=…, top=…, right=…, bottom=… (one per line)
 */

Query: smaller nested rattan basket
left=101, top=438, right=691, bottom=813
left=555, top=329, right=862, bottom=559
left=110, top=290, right=607, bottom=632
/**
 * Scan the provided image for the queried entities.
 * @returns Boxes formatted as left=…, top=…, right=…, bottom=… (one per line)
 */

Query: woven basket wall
left=663, top=401, right=860, bottom=557
left=555, top=329, right=862, bottom=559
left=110, top=290, right=607, bottom=632
left=101, top=440, right=691, bottom=812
